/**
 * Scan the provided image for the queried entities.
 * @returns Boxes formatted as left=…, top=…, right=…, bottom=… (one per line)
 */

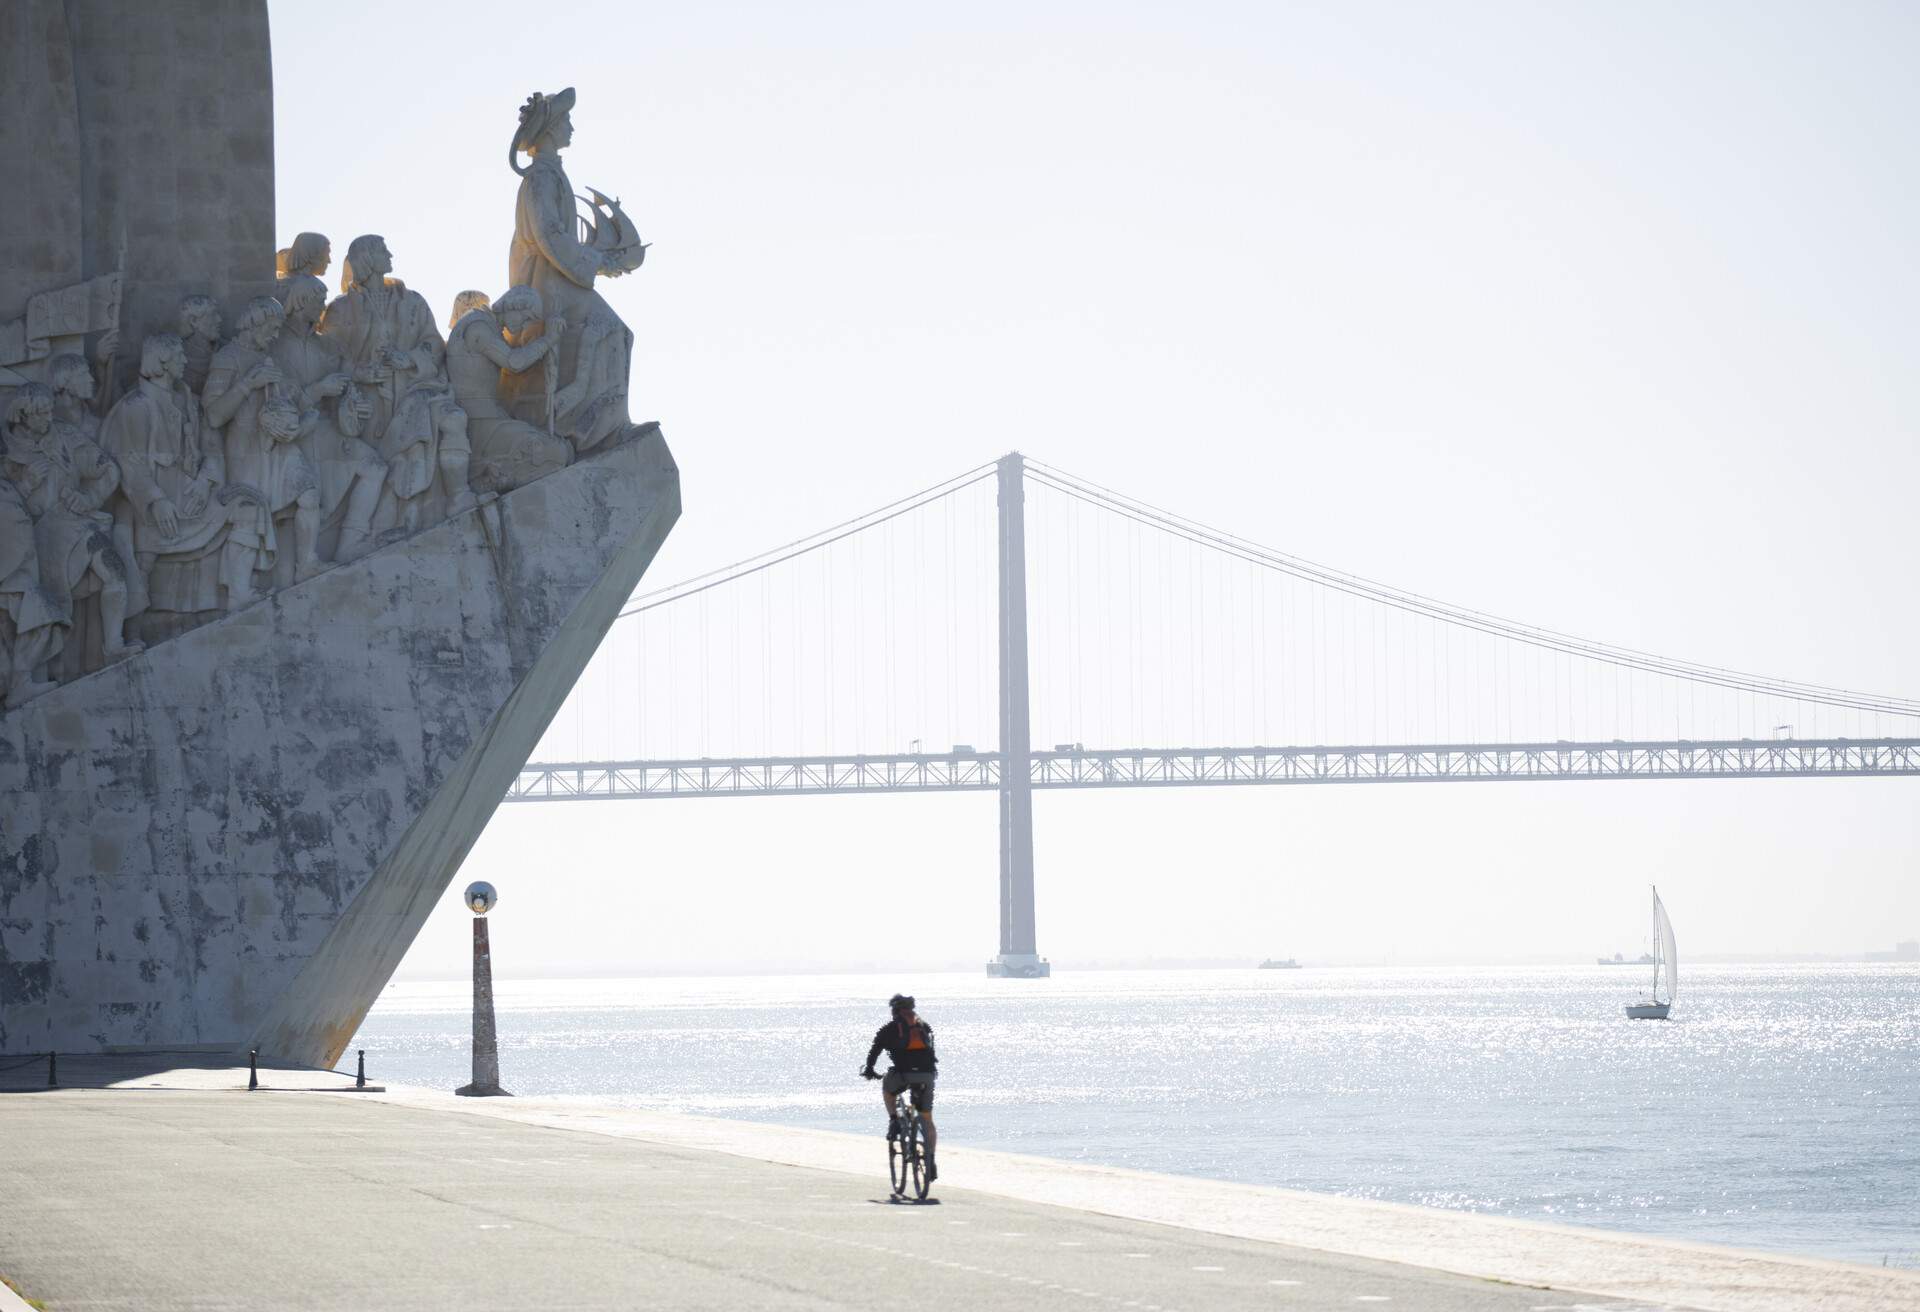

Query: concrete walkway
left=2, top=1059, right=1914, bottom=1311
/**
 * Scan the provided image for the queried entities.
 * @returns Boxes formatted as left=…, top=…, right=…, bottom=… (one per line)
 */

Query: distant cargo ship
left=1598, top=952, right=1655, bottom=966
left=1259, top=958, right=1302, bottom=970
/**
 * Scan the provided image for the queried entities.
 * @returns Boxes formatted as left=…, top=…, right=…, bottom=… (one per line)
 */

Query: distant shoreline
left=387, top=955, right=1920, bottom=984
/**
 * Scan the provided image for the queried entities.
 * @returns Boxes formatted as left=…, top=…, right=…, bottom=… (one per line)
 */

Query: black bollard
left=248, top=1048, right=258, bottom=1091
left=356, top=1049, right=366, bottom=1089
left=47, top=1051, right=56, bottom=1088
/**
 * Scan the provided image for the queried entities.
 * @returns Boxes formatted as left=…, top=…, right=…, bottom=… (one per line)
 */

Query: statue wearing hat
left=505, top=87, right=648, bottom=458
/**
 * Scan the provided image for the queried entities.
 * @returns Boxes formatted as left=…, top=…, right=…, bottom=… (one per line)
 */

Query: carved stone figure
left=271, top=274, right=384, bottom=562
left=381, top=379, right=477, bottom=533
left=47, top=351, right=105, bottom=439
left=47, top=349, right=144, bottom=643
left=0, top=468, right=65, bottom=708
left=178, top=294, right=223, bottom=397
left=446, top=286, right=571, bottom=492
left=275, top=231, right=332, bottom=280
left=43, top=325, right=123, bottom=420
left=449, top=290, right=492, bottom=330
left=272, top=277, right=351, bottom=410
left=206, top=296, right=326, bottom=582
left=507, top=87, right=645, bottom=456
left=252, top=397, right=325, bottom=581
left=100, top=334, right=268, bottom=631
left=317, top=235, right=449, bottom=451
left=2, top=384, right=142, bottom=665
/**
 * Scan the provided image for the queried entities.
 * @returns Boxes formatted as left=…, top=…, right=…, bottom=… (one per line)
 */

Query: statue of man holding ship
left=505, top=87, right=648, bottom=457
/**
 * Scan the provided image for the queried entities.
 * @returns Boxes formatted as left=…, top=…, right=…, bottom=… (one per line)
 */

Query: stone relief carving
left=382, top=377, right=478, bottom=534
left=449, top=290, right=492, bottom=329
left=43, top=348, right=142, bottom=673
left=100, top=334, right=267, bottom=645
left=0, top=460, right=64, bottom=709
left=447, top=286, right=571, bottom=492
left=177, top=294, right=222, bottom=399
left=318, top=236, right=445, bottom=443
left=206, top=295, right=325, bottom=583
left=320, top=236, right=483, bottom=536
left=271, top=274, right=383, bottom=564
left=47, top=348, right=109, bottom=439
left=2, top=383, right=142, bottom=671
left=0, top=476, right=63, bottom=706
left=0, top=87, right=656, bottom=709
left=275, top=231, right=332, bottom=280
left=0, top=272, right=122, bottom=390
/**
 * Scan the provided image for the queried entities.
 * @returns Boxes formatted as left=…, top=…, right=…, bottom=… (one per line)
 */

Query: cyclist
left=862, top=992, right=938, bottom=1181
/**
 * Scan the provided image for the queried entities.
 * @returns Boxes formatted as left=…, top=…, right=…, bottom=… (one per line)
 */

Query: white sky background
left=269, top=1, right=1920, bottom=977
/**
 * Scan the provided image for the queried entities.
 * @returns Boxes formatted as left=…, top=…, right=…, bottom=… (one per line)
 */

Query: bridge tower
left=988, top=452, right=1050, bottom=978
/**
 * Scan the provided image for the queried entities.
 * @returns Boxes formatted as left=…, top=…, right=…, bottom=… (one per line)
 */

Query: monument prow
left=1, top=428, right=678, bottom=1066
left=2, top=10, right=681, bottom=1066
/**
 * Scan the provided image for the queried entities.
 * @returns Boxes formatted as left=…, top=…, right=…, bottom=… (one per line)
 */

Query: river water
left=345, top=963, right=1919, bottom=1268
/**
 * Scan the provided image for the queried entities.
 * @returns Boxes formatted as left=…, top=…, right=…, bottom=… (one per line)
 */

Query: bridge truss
left=507, top=736, right=1920, bottom=802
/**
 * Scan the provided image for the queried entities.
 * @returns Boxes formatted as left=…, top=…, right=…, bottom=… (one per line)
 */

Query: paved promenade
left=2, top=1059, right=1914, bottom=1311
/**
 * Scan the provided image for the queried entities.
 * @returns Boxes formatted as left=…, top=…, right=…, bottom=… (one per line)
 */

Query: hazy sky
left=270, top=1, right=1919, bottom=977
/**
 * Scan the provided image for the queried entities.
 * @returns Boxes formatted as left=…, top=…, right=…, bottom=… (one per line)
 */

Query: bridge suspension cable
left=1024, top=458, right=1920, bottom=720
left=616, top=459, right=999, bottom=619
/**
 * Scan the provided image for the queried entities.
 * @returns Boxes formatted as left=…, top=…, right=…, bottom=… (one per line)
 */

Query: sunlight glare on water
left=347, top=964, right=1920, bottom=1268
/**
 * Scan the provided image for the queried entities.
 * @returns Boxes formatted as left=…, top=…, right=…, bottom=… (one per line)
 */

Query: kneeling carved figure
left=447, top=285, right=572, bottom=493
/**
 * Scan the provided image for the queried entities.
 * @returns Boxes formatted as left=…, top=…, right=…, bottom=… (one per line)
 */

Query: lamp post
left=454, top=880, right=511, bottom=1097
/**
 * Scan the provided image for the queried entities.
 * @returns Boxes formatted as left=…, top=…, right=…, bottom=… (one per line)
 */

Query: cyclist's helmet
left=888, top=993, right=915, bottom=1013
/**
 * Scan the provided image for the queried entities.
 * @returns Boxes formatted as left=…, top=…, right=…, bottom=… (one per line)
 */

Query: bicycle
left=861, top=1067, right=932, bottom=1200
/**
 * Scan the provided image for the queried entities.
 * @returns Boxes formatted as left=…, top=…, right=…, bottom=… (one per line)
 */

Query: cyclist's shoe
left=886, top=1117, right=901, bottom=1142
left=927, top=1157, right=938, bottom=1181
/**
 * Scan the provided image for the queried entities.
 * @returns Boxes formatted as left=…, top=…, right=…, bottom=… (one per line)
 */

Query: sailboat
left=1624, top=885, right=1678, bottom=1020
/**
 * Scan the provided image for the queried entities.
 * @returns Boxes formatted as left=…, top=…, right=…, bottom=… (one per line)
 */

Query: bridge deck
left=505, top=737, right=1920, bottom=801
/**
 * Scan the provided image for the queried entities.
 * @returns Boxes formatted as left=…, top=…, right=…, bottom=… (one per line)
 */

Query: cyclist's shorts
left=882, top=1068, right=935, bottom=1112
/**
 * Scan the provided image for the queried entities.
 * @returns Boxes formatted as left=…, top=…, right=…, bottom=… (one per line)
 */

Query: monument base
left=454, top=1084, right=512, bottom=1098
left=986, top=953, right=1051, bottom=979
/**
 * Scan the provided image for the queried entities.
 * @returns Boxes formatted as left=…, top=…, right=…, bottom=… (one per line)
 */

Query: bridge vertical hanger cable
left=1072, top=490, right=1083, bottom=746
left=700, top=591, right=710, bottom=760
left=1227, top=540, right=1238, bottom=748
left=1024, top=462, right=1920, bottom=722
left=887, top=517, right=897, bottom=751
left=915, top=503, right=924, bottom=751
left=823, top=544, right=832, bottom=756
left=1108, top=506, right=1117, bottom=745
left=1187, top=534, right=1198, bottom=742
left=1348, top=589, right=1357, bottom=744
left=944, top=494, right=954, bottom=747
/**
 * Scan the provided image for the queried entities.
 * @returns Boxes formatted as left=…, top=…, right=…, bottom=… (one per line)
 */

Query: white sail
left=1654, top=888, right=1678, bottom=1006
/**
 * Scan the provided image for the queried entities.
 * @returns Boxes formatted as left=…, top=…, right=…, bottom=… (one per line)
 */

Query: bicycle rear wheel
left=908, top=1116, right=929, bottom=1200
left=888, top=1118, right=910, bottom=1195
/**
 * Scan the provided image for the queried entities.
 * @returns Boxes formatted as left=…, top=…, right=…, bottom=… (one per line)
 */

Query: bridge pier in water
left=989, top=452, right=1050, bottom=978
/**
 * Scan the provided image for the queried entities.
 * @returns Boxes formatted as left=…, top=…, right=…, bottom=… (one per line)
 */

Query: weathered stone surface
left=0, top=0, right=276, bottom=391
left=0, top=428, right=679, bottom=1065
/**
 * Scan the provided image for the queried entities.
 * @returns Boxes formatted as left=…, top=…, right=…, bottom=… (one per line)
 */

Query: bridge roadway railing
left=503, top=737, right=1920, bottom=801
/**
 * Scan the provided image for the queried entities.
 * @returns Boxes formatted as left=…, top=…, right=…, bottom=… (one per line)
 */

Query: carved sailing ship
left=576, top=188, right=648, bottom=276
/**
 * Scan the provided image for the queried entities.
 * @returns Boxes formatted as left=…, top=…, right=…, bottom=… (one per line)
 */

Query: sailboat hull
left=1625, top=1002, right=1671, bottom=1020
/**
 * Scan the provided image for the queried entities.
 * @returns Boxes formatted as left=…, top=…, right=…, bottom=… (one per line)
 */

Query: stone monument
left=0, top=5, right=680, bottom=1069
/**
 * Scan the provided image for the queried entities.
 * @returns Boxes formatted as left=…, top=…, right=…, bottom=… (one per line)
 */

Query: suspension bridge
left=505, top=454, right=1920, bottom=976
